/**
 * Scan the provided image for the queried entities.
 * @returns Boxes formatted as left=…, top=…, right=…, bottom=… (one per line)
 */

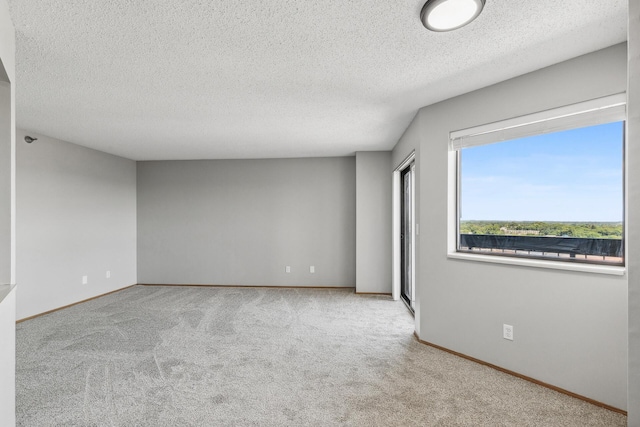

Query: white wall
left=137, top=158, right=356, bottom=287
left=628, top=0, right=640, bottom=423
left=0, top=75, right=9, bottom=285
left=0, top=286, right=15, bottom=427
left=16, top=130, right=137, bottom=320
left=0, top=0, right=15, bottom=424
left=0, top=0, right=13, bottom=289
left=355, top=151, right=392, bottom=294
left=393, top=44, right=629, bottom=410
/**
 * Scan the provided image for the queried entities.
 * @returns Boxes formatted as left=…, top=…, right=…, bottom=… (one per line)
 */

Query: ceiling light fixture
left=420, top=0, right=485, bottom=32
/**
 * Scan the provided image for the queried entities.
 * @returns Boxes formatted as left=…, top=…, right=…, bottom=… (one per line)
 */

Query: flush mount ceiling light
left=421, top=0, right=485, bottom=32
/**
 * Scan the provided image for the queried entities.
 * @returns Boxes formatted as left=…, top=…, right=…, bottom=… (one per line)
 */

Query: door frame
left=392, top=151, right=416, bottom=304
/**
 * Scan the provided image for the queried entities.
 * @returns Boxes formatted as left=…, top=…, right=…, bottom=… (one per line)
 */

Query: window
left=451, top=94, right=625, bottom=266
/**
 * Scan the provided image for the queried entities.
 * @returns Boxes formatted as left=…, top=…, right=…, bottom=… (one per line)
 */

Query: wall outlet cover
left=503, top=324, right=514, bottom=341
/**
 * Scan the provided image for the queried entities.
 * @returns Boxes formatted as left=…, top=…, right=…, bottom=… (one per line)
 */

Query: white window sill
left=447, top=252, right=626, bottom=276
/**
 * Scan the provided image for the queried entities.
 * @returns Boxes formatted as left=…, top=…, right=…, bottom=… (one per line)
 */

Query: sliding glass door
left=400, top=162, right=415, bottom=310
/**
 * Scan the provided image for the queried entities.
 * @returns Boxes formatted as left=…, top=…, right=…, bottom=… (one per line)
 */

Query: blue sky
left=460, top=121, right=624, bottom=222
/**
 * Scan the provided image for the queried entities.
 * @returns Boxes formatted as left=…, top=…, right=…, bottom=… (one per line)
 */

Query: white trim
left=410, top=162, right=416, bottom=309
left=392, top=172, right=400, bottom=301
left=450, top=93, right=627, bottom=150
left=395, top=151, right=416, bottom=172
left=447, top=252, right=625, bottom=276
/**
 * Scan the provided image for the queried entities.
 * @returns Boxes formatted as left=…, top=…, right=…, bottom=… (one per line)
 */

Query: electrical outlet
left=82, top=275, right=88, bottom=285
left=285, top=266, right=291, bottom=273
left=310, top=266, right=315, bottom=273
left=106, top=270, right=111, bottom=279
left=503, top=324, right=514, bottom=341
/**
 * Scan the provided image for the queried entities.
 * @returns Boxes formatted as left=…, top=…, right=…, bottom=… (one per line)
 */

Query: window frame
left=448, top=94, right=627, bottom=275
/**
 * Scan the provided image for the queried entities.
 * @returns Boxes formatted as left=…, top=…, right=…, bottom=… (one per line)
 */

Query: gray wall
left=137, top=158, right=356, bottom=287
left=628, top=0, right=640, bottom=423
left=393, top=43, right=629, bottom=410
left=355, top=151, right=392, bottom=294
left=16, top=130, right=137, bottom=320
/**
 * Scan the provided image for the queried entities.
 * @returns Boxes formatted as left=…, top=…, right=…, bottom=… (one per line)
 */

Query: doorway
left=393, top=152, right=415, bottom=312
left=400, top=162, right=415, bottom=310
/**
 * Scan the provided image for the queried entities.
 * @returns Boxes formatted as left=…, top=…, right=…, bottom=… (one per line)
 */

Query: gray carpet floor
left=16, top=285, right=626, bottom=426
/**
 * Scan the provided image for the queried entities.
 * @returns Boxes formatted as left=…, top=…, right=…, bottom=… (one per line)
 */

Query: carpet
left=16, top=285, right=626, bottom=426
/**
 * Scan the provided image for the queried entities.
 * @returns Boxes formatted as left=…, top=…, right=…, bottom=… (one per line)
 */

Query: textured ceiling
left=7, top=0, right=628, bottom=160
